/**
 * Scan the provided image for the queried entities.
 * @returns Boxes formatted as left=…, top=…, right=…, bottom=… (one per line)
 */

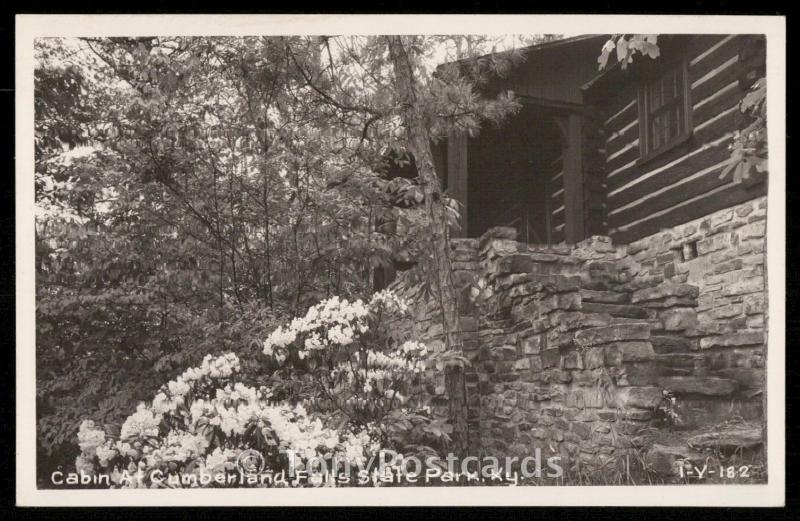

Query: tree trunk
left=386, top=36, right=469, bottom=456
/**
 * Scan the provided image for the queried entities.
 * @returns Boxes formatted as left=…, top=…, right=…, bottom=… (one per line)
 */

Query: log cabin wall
left=582, top=108, right=608, bottom=238
left=549, top=153, right=565, bottom=243
left=595, top=35, right=767, bottom=244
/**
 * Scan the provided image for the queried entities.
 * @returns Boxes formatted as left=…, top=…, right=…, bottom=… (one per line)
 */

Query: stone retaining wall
left=389, top=197, right=767, bottom=477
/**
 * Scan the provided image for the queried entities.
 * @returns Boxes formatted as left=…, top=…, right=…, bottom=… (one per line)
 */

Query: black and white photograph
left=15, top=14, right=785, bottom=506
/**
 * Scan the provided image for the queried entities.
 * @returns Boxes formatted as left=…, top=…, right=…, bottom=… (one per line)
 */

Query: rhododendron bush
left=74, top=290, right=460, bottom=487
left=261, top=290, right=461, bottom=451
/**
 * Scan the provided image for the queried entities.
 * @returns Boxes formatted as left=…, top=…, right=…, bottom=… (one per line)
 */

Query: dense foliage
left=35, top=35, right=542, bottom=484
left=71, top=290, right=458, bottom=488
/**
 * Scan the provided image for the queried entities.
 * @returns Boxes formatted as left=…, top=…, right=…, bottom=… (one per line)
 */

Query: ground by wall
left=389, top=196, right=767, bottom=480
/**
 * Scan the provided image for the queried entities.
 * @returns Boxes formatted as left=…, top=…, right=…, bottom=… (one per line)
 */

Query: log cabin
left=432, top=33, right=767, bottom=246
left=383, top=34, right=770, bottom=469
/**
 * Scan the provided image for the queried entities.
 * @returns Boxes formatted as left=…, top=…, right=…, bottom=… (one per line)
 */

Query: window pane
left=671, top=104, right=681, bottom=139
left=649, top=80, right=663, bottom=111
left=645, top=64, right=687, bottom=154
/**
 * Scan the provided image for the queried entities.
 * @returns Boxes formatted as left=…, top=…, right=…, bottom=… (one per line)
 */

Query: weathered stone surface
left=497, top=254, right=536, bottom=274
left=706, top=303, right=744, bottom=320
left=459, top=316, right=478, bottom=332
left=491, top=344, right=517, bottom=361
left=655, top=353, right=702, bottom=369
left=562, top=351, right=583, bottom=370
left=724, top=278, right=763, bottom=297
left=687, top=425, right=762, bottom=451
left=574, top=323, right=651, bottom=347
left=631, top=283, right=699, bottom=304
left=527, top=252, right=562, bottom=263
left=485, top=226, right=517, bottom=241
left=603, top=345, right=623, bottom=366
left=541, top=348, right=561, bottom=369
left=621, top=362, right=659, bottom=386
left=580, top=288, right=631, bottom=304
left=645, top=444, right=703, bottom=476
left=520, top=334, right=543, bottom=354
left=513, top=358, right=532, bottom=370
left=650, top=335, right=692, bottom=353
left=584, top=348, right=605, bottom=370
left=551, top=311, right=614, bottom=331
left=658, top=376, right=736, bottom=396
left=617, top=387, right=663, bottom=409
left=581, top=302, right=653, bottom=319
left=697, top=234, right=730, bottom=256
left=637, top=296, right=698, bottom=309
left=395, top=198, right=767, bottom=461
left=660, top=308, right=699, bottom=331
left=715, top=368, right=764, bottom=391
left=616, top=341, right=656, bottom=362
left=699, top=332, right=764, bottom=349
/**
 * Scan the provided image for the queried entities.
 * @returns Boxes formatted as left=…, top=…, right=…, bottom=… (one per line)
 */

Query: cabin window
left=638, top=60, right=691, bottom=161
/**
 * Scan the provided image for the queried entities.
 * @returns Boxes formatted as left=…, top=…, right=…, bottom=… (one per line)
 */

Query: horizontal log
left=605, top=140, right=641, bottom=172
left=608, top=134, right=734, bottom=209
left=693, top=79, right=743, bottom=127
left=606, top=119, right=639, bottom=155
left=606, top=85, right=743, bottom=188
left=610, top=182, right=763, bottom=244
left=691, top=54, right=742, bottom=105
left=689, top=34, right=742, bottom=82
left=688, top=34, right=731, bottom=60
left=608, top=156, right=731, bottom=228
left=605, top=99, right=638, bottom=136
left=693, top=103, right=741, bottom=144
left=607, top=103, right=741, bottom=193
left=603, top=98, right=639, bottom=132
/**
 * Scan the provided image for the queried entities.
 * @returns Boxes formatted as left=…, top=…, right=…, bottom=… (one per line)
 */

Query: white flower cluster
left=120, top=403, right=162, bottom=440
left=266, top=403, right=380, bottom=466
left=153, top=353, right=241, bottom=414
left=263, top=295, right=371, bottom=360
left=77, top=420, right=119, bottom=469
left=75, top=302, right=428, bottom=486
left=79, top=381, right=378, bottom=487
left=153, top=431, right=210, bottom=465
left=188, top=382, right=269, bottom=437
left=262, top=291, right=411, bottom=363
left=205, top=447, right=239, bottom=471
left=77, top=420, right=105, bottom=454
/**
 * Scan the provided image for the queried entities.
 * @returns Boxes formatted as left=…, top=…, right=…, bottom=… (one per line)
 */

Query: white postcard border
left=15, top=13, right=786, bottom=507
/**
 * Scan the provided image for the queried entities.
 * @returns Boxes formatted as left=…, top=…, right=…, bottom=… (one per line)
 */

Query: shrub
left=72, top=290, right=456, bottom=488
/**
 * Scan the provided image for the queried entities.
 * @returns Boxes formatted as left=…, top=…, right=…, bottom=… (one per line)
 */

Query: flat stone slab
left=616, top=341, right=656, bottom=362
left=699, top=332, right=765, bottom=349
left=645, top=444, right=706, bottom=475
left=687, top=425, right=763, bottom=451
left=574, top=323, right=651, bottom=347
left=581, top=302, right=654, bottom=319
left=651, top=335, right=694, bottom=353
left=660, top=308, right=699, bottom=331
left=580, top=288, right=631, bottom=304
left=657, top=376, right=736, bottom=396
left=631, top=283, right=699, bottom=304
left=617, top=386, right=663, bottom=409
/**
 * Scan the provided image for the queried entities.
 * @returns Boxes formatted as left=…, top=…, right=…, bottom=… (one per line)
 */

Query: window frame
left=637, top=57, right=693, bottom=163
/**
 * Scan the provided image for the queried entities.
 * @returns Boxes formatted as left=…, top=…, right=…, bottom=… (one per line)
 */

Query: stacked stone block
left=388, top=197, right=767, bottom=476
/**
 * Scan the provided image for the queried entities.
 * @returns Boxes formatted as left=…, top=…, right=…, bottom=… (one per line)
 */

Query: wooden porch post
left=561, top=113, right=585, bottom=244
left=447, top=130, right=469, bottom=238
